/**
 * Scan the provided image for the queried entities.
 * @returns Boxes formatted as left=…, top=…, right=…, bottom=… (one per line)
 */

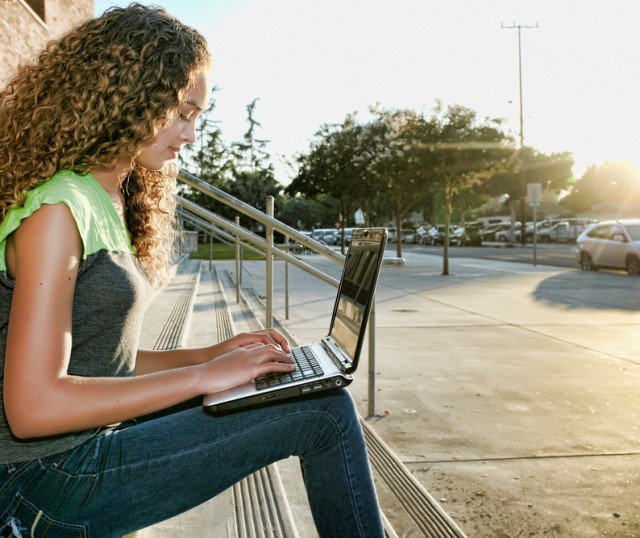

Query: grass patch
left=189, top=242, right=265, bottom=260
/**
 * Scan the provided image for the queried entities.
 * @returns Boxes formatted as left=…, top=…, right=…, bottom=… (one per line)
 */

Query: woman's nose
left=182, top=121, right=197, bottom=145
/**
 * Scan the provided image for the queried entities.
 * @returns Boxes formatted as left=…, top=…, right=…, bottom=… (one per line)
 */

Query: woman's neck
left=91, top=162, right=132, bottom=221
left=91, top=161, right=131, bottom=195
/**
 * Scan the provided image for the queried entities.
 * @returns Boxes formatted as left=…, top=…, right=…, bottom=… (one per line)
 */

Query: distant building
left=0, top=0, right=94, bottom=86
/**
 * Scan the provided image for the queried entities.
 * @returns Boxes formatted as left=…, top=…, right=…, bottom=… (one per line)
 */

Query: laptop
left=203, top=227, right=388, bottom=416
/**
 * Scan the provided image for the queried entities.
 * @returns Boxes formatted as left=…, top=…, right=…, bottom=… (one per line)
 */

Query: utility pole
left=502, top=22, right=538, bottom=245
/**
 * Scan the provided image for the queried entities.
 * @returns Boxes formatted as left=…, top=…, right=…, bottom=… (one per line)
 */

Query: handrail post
left=367, top=300, right=376, bottom=418
left=284, top=236, right=290, bottom=320
left=265, top=196, right=274, bottom=328
left=208, top=233, right=213, bottom=272
left=235, top=216, right=241, bottom=303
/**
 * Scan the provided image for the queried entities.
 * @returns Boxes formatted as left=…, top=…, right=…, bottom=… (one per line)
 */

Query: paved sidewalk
left=217, top=248, right=640, bottom=537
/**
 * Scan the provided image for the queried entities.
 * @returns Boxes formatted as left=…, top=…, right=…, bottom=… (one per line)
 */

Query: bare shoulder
left=9, top=202, right=83, bottom=282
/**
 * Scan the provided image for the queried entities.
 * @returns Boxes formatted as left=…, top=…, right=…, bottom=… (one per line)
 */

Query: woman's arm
left=3, top=204, right=294, bottom=439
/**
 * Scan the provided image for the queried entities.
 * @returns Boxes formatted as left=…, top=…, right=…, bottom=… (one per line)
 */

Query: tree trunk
left=509, top=201, right=517, bottom=244
left=442, top=178, right=452, bottom=275
left=339, top=199, right=348, bottom=255
left=395, top=194, right=403, bottom=258
left=363, top=199, right=372, bottom=227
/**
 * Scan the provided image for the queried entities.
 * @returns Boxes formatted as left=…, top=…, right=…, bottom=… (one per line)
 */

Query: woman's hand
left=214, top=329, right=292, bottom=357
left=136, top=328, right=292, bottom=375
left=195, top=342, right=295, bottom=395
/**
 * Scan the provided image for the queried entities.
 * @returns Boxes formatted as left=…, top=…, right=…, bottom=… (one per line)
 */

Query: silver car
left=576, top=219, right=640, bottom=275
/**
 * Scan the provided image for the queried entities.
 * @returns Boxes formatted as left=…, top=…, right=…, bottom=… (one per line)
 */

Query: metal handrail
left=176, top=169, right=378, bottom=417
left=177, top=198, right=341, bottom=288
left=178, top=170, right=343, bottom=264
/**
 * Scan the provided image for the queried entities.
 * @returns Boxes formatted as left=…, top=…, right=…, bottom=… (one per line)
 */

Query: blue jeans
left=0, top=389, right=384, bottom=537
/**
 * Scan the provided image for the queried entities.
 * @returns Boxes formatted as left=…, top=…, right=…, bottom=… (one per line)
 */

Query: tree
left=279, top=195, right=330, bottom=230
left=224, top=98, right=284, bottom=230
left=522, top=148, right=574, bottom=192
left=365, top=108, right=439, bottom=258
left=288, top=105, right=512, bottom=263
left=427, top=103, right=512, bottom=274
left=478, top=146, right=573, bottom=242
left=287, top=115, right=383, bottom=252
left=179, top=94, right=285, bottom=233
left=561, top=160, right=640, bottom=217
left=230, top=98, right=271, bottom=173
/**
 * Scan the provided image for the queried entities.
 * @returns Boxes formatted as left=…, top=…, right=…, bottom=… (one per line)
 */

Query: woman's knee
left=300, top=389, right=362, bottom=445
left=307, top=388, right=358, bottom=422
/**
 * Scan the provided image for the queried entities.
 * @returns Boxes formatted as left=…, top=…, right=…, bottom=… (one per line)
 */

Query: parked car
left=423, top=225, right=460, bottom=246
left=538, top=221, right=586, bottom=243
left=414, top=225, right=430, bottom=244
left=288, top=231, right=313, bottom=254
left=402, top=230, right=417, bottom=243
left=339, top=227, right=353, bottom=246
left=576, top=219, right=640, bottom=275
left=388, top=228, right=413, bottom=243
left=458, top=224, right=483, bottom=246
left=419, top=226, right=438, bottom=245
left=311, top=228, right=338, bottom=245
left=481, top=223, right=510, bottom=242
left=494, top=225, right=514, bottom=242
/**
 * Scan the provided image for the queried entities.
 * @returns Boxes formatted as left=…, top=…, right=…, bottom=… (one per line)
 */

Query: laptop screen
left=327, top=228, right=388, bottom=365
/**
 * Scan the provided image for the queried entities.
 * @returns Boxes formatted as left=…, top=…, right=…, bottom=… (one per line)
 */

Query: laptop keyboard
left=255, top=345, right=324, bottom=390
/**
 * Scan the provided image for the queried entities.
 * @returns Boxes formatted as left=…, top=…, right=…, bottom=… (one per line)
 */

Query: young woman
left=0, top=4, right=384, bottom=537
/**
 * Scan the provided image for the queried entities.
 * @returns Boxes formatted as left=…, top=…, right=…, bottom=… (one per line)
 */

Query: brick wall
left=0, top=0, right=94, bottom=86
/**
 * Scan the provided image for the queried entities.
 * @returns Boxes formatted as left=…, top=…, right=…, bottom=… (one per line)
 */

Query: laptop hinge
left=322, top=336, right=353, bottom=371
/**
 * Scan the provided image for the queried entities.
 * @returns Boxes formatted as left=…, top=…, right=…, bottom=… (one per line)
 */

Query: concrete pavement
left=221, top=248, right=640, bottom=537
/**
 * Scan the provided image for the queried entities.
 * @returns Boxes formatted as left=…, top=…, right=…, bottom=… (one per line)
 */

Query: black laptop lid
left=326, top=227, right=388, bottom=374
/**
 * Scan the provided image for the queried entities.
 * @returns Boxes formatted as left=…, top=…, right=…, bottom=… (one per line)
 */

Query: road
left=394, top=241, right=580, bottom=270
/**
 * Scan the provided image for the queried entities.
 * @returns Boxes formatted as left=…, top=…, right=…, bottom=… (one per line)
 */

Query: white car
left=538, top=221, right=586, bottom=243
left=576, top=219, right=640, bottom=275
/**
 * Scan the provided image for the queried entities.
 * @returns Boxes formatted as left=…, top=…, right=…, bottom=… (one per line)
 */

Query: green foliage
left=287, top=102, right=513, bottom=260
left=561, top=160, right=640, bottom=216
left=180, top=92, right=286, bottom=232
left=476, top=146, right=574, bottom=230
left=479, top=147, right=574, bottom=203
left=287, top=115, right=372, bottom=232
left=226, top=169, right=282, bottom=215
left=422, top=103, right=513, bottom=271
left=230, top=98, right=273, bottom=174
left=189, top=241, right=265, bottom=260
left=179, top=87, right=582, bottom=259
left=279, top=195, right=337, bottom=230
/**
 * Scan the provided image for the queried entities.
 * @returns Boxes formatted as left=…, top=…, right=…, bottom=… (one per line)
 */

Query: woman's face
left=136, top=72, right=209, bottom=171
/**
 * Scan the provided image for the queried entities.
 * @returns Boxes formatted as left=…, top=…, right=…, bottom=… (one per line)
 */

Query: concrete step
left=216, top=268, right=319, bottom=537
left=225, top=264, right=466, bottom=538
left=134, top=257, right=465, bottom=537
left=134, top=259, right=301, bottom=537
left=221, top=271, right=402, bottom=538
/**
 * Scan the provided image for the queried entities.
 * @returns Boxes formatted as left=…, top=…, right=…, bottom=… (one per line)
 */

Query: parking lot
left=402, top=241, right=580, bottom=271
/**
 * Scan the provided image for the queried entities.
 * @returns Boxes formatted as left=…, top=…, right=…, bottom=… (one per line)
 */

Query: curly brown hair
left=0, top=3, right=211, bottom=286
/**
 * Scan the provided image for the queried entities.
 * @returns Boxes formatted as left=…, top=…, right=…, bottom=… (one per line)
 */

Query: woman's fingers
left=237, top=342, right=293, bottom=363
left=262, top=328, right=291, bottom=353
left=234, top=329, right=291, bottom=353
left=200, top=343, right=297, bottom=394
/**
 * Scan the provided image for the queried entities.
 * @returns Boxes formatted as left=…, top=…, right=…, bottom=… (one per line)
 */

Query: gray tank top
left=0, top=170, right=152, bottom=463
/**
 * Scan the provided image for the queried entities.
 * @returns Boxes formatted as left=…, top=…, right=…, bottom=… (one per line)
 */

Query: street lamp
left=502, top=22, right=538, bottom=245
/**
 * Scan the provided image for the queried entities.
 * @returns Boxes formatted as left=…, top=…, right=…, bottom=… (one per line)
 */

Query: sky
left=95, top=0, right=640, bottom=185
